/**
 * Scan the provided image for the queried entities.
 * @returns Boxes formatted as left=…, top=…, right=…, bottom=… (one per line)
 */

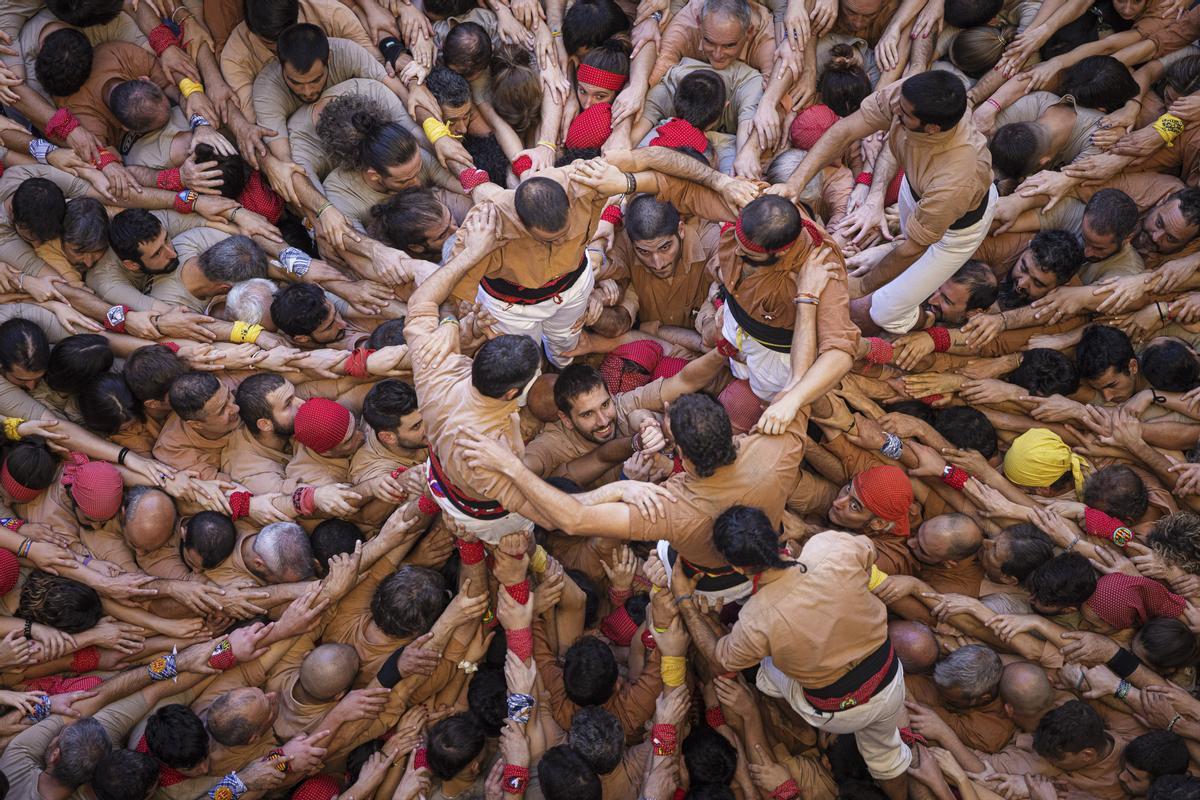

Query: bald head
left=527, top=374, right=559, bottom=423
left=123, top=486, right=178, bottom=553
left=299, top=643, right=360, bottom=701
left=889, top=620, right=940, bottom=674
left=999, top=661, right=1055, bottom=717
left=917, top=513, right=983, bottom=563
left=207, top=687, right=272, bottom=746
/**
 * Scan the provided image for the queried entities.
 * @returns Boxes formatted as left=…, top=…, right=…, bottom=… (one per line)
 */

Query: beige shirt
left=446, top=165, right=606, bottom=301
left=996, top=92, right=1103, bottom=169
left=650, top=0, right=775, bottom=86
left=153, top=415, right=233, bottom=480
left=857, top=79, right=993, bottom=247
left=286, top=442, right=351, bottom=487
left=349, top=425, right=427, bottom=484
left=608, top=221, right=716, bottom=328
left=324, top=150, right=454, bottom=232
left=57, top=41, right=167, bottom=152
left=523, top=379, right=664, bottom=480
left=125, top=106, right=190, bottom=169
left=715, top=531, right=887, bottom=688
left=643, top=57, right=763, bottom=133
left=19, top=10, right=146, bottom=103
left=149, top=226, right=228, bottom=311
left=219, top=0, right=376, bottom=114
left=221, top=424, right=301, bottom=495
left=253, top=38, right=386, bottom=145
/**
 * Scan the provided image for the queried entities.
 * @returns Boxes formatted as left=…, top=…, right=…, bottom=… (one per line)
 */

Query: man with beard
left=270, top=282, right=370, bottom=350
left=521, top=348, right=726, bottom=487
left=595, top=194, right=720, bottom=342
left=919, top=261, right=999, bottom=326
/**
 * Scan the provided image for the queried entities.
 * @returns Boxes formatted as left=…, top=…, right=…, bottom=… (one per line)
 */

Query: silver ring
left=651, top=10, right=663, bottom=21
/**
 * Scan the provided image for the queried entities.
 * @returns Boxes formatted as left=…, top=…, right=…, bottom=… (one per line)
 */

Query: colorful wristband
left=174, top=189, right=198, bottom=214
left=146, top=647, right=179, bottom=682
left=178, top=78, right=205, bottom=97
left=46, top=107, right=80, bottom=140
left=855, top=171, right=873, bottom=186
left=502, top=764, right=530, bottom=794
left=705, top=705, right=726, bottom=728
left=3, top=417, right=24, bottom=441
left=72, top=645, right=100, bottom=673
left=940, top=465, right=969, bottom=491
left=157, top=168, right=184, bottom=191
left=506, top=627, right=533, bottom=661
left=104, top=305, right=130, bottom=333
left=651, top=723, right=677, bottom=756
left=505, top=579, right=531, bottom=604
left=770, top=778, right=801, bottom=800
left=229, top=491, right=251, bottom=520
left=926, top=326, right=951, bottom=353
left=344, top=347, right=376, bottom=378
left=208, top=638, right=237, bottom=670
left=458, top=167, right=490, bottom=192
left=1154, top=113, right=1185, bottom=147
left=867, top=564, right=889, bottom=591
left=230, top=321, right=263, bottom=344
left=148, top=24, right=181, bottom=55
left=661, top=655, right=687, bottom=686
left=600, top=204, right=623, bottom=226
left=866, top=337, right=894, bottom=365
left=455, top=537, right=486, bottom=565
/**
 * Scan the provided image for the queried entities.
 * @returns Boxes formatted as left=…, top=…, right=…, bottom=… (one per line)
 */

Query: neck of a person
left=441, top=772, right=477, bottom=798
left=255, top=426, right=291, bottom=453
left=36, top=771, right=72, bottom=800
left=179, top=258, right=208, bottom=298
left=1038, top=109, right=1075, bottom=163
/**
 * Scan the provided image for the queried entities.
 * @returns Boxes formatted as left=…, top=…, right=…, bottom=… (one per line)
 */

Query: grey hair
left=50, top=718, right=112, bottom=788
left=933, top=644, right=1003, bottom=700
left=980, top=592, right=1032, bottom=616
left=253, top=521, right=316, bottom=581
left=225, top=278, right=279, bottom=325
left=765, top=149, right=807, bottom=185
left=198, top=235, right=269, bottom=285
left=701, top=0, right=751, bottom=29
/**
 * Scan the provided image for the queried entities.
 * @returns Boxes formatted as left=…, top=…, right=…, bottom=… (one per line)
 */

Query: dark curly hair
left=669, top=394, right=736, bottom=477
left=370, top=565, right=448, bottom=637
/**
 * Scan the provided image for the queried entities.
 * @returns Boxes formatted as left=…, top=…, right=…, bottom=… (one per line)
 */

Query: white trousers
left=756, top=657, right=912, bottom=781
left=869, top=180, right=998, bottom=334
left=426, top=461, right=534, bottom=545
left=719, top=304, right=791, bottom=402
left=477, top=260, right=595, bottom=368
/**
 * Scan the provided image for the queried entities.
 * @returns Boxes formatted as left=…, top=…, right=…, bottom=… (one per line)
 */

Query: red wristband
left=705, top=705, right=726, bottom=728
left=299, top=486, right=317, bottom=516
left=92, top=149, right=120, bottom=171
left=506, top=626, right=533, bottom=661
left=174, top=189, right=198, bottom=214
left=866, top=337, right=894, bottom=365
left=651, top=723, right=677, bottom=756
left=156, top=168, right=184, bottom=191
left=1085, top=507, right=1133, bottom=546
left=161, top=341, right=181, bottom=353
left=71, top=645, right=100, bottom=673
left=147, top=24, right=181, bottom=55
left=607, top=585, right=632, bottom=606
left=641, top=626, right=657, bottom=651
left=413, top=747, right=428, bottom=770
left=855, top=171, right=873, bottom=186
left=511, top=154, right=532, bottom=177
left=208, top=638, right=237, bottom=670
left=502, top=764, right=530, bottom=794
left=103, top=305, right=130, bottom=333
left=771, top=778, right=801, bottom=800
left=46, top=107, right=80, bottom=140
left=417, top=495, right=439, bottom=516
left=458, top=167, right=490, bottom=192
left=926, top=326, right=951, bottom=353
left=600, top=204, right=623, bottom=226
left=941, top=465, right=969, bottom=491
left=229, top=491, right=251, bottom=520
left=919, top=394, right=943, bottom=405
left=390, top=466, right=408, bottom=479
left=344, top=347, right=376, bottom=378
left=455, top=537, right=485, bottom=565
left=599, top=606, right=638, bottom=646
left=505, top=579, right=531, bottom=604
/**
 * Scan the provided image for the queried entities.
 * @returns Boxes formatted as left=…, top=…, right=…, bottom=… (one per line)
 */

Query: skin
left=840, top=0, right=885, bottom=37
left=699, top=13, right=746, bottom=71
left=1134, top=199, right=1199, bottom=257
left=364, top=150, right=424, bottom=194
left=1006, top=249, right=1061, bottom=303
left=576, top=81, right=616, bottom=111
left=1083, top=362, right=1138, bottom=404
left=188, top=384, right=242, bottom=439
left=3, top=364, right=44, bottom=392
left=631, top=225, right=685, bottom=279
left=561, top=385, right=618, bottom=444
left=296, top=301, right=350, bottom=345
left=282, top=60, right=330, bottom=104
left=1081, top=217, right=1125, bottom=263
left=924, top=279, right=976, bottom=325
left=123, top=226, right=181, bottom=275
left=377, top=409, right=426, bottom=450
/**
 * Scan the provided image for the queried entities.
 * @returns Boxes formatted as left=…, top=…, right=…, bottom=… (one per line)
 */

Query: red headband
left=1, top=462, right=41, bottom=502
left=731, top=218, right=796, bottom=255
left=577, top=64, right=626, bottom=91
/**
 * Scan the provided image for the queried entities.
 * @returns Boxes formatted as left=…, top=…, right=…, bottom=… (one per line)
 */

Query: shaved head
left=1000, top=661, right=1055, bottom=717
left=915, top=513, right=984, bottom=564
left=123, top=486, right=178, bottom=553
left=889, top=620, right=940, bottom=675
left=207, top=687, right=275, bottom=746
left=299, top=643, right=360, bottom=701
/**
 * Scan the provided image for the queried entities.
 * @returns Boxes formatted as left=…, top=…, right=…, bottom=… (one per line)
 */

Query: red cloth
left=291, top=775, right=342, bottom=800
left=1, top=462, right=41, bottom=502
left=576, top=63, right=626, bottom=91
left=230, top=490, right=251, bottom=520
left=600, top=606, right=638, bottom=645
left=71, top=645, right=100, bottom=673
left=0, top=548, right=18, bottom=595
left=852, top=465, right=912, bottom=536
left=599, top=340, right=664, bottom=395
left=62, top=455, right=123, bottom=520
left=459, top=167, right=490, bottom=192
left=1085, top=573, right=1187, bottom=630
left=294, top=398, right=352, bottom=454
left=887, top=170, right=904, bottom=206
left=135, top=734, right=187, bottom=786
left=789, top=104, right=839, bottom=150
left=718, top=379, right=764, bottom=434
left=650, top=118, right=709, bottom=152
left=24, top=674, right=103, bottom=695
left=238, top=170, right=285, bottom=224
left=512, top=154, right=532, bottom=177
left=564, top=103, right=613, bottom=149
left=653, top=357, right=688, bottom=380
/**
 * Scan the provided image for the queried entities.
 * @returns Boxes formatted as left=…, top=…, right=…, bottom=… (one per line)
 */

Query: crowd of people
left=5, top=0, right=1200, bottom=796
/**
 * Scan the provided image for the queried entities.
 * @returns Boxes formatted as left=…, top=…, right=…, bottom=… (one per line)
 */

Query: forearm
left=613, top=146, right=730, bottom=192
left=786, top=122, right=860, bottom=190
left=409, top=243, right=487, bottom=309
left=861, top=239, right=923, bottom=293
left=675, top=597, right=722, bottom=669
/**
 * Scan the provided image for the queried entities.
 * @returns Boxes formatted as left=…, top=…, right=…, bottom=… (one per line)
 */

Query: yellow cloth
left=661, top=656, right=687, bottom=686
left=867, top=565, right=888, bottom=591
left=1154, top=113, right=1184, bottom=147
left=1002, top=428, right=1090, bottom=497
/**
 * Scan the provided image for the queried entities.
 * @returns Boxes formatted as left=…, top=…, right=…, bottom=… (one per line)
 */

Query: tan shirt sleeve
left=649, top=4, right=699, bottom=86
left=714, top=609, right=773, bottom=670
